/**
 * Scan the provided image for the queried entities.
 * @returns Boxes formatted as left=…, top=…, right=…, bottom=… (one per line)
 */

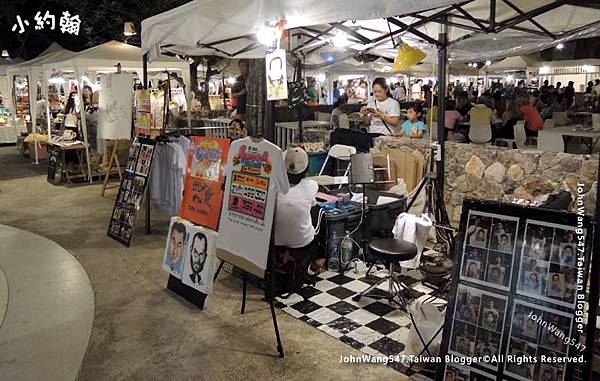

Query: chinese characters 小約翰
left=12, top=10, right=81, bottom=35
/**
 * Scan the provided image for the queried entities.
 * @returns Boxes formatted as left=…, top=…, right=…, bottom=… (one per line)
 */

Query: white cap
left=284, top=147, right=309, bottom=174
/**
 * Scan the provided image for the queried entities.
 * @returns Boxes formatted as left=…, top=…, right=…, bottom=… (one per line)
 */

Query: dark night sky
left=1, top=0, right=189, bottom=60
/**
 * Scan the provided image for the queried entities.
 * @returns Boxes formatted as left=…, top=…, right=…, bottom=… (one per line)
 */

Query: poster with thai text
left=186, top=137, right=229, bottom=182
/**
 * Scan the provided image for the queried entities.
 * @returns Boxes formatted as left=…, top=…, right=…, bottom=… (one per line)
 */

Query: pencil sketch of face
left=190, top=232, right=207, bottom=277
left=268, top=57, right=284, bottom=82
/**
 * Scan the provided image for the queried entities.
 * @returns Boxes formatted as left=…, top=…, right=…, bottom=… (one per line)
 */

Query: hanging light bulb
left=257, top=25, right=278, bottom=47
left=556, top=43, right=565, bottom=50
left=472, top=63, right=478, bottom=68
left=485, top=60, right=492, bottom=66
left=123, top=22, right=137, bottom=36
left=1, top=50, right=8, bottom=58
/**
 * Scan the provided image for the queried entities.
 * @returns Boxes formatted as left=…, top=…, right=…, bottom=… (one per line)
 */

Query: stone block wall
left=375, top=137, right=598, bottom=227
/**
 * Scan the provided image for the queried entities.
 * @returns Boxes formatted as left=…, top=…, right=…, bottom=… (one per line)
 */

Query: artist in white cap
left=274, top=147, right=325, bottom=273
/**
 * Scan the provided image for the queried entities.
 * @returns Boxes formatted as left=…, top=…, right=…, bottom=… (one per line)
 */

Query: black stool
left=352, top=238, right=417, bottom=310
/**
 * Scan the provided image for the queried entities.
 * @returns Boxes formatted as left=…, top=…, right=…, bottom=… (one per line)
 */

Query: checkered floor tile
left=276, top=260, right=449, bottom=379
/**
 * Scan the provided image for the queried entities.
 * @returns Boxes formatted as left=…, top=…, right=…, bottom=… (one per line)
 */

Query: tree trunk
left=246, top=58, right=268, bottom=137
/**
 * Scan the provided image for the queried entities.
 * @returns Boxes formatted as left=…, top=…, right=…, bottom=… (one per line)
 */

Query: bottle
left=341, top=231, right=353, bottom=266
left=328, top=230, right=340, bottom=272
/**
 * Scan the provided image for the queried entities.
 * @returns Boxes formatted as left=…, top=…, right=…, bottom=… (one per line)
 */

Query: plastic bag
left=405, top=301, right=445, bottom=357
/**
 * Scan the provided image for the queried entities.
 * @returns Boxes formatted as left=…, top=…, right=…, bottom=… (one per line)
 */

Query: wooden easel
left=100, top=139, right=126, bottom=197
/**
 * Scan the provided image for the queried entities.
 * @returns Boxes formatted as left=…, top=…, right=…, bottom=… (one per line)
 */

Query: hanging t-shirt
left=149, top=136, right=189, bottom=216
left=181, top=224, right=218, bottom=295
left=367, top=97, right=401, bottom=135
left=217, top=137, right=290, bottom=270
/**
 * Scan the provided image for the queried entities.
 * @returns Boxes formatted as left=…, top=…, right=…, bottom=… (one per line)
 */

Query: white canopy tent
left=0, top=58, right=24, bottom=114
left=38, top=40, right=192, bottom=182
left=483, top=55, right=538, bottom=73
left=6, top=43, right=75, bottom=163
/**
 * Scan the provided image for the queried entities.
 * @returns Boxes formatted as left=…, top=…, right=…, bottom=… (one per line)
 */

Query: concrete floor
left=0, top=146, right=407, bottom=381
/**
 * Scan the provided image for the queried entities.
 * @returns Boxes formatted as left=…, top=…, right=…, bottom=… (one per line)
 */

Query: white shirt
left=392, top=213, right=433, bottom=269
left=218, top=137, right=290, bottom=270
left=274, top=178, right=318, bottom=248
left=367, top=97, right=401, bottom=135
left=330, top=107, right=344, bottom=127
left=411, top=83, right=422, bottom=100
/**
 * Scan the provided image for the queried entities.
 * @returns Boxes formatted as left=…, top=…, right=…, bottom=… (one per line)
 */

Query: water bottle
left=341, top=231, right=353, bottom=266
left=328, top=230, right=340, bottom=272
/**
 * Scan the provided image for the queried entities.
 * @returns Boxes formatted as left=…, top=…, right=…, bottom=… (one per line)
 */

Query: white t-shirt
left=331, top=107, right=344, bottom=127
left=217, top=137, right=290, bottom=270
left=274, top=178, right=318, bottom=248
left=411, top=83, right=422, bottom=100
left=367, top=97, right=401, bottom=135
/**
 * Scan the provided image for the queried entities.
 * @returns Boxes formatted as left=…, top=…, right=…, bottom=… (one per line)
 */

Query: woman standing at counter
left=360, top=77, right=401, bottom=136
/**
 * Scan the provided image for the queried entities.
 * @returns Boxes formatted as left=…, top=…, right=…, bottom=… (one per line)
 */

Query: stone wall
left=375, top=137, right=598, bottom=227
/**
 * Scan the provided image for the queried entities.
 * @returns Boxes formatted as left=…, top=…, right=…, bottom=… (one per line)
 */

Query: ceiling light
left=332, top=31, right=350, bottom=48
left=257, top=25, right=278, bottom=47
left=1, top=50, right=8, bottom=58
left=472, top=63, right=478, bottom=68
left=123, top=22, right=137, bottom=36
left=316, top=73, right=326, bottom=83
left=468, top=63, right=473, bottom=67
left=540, top=66, right=550, bottom=74
left=227, top=77, right=235, bottom=85
left=485, top=60, right=492, bottom=66
left=556, top=43, right=565, bottom=50
left=506, top=75, right=514, bottom=82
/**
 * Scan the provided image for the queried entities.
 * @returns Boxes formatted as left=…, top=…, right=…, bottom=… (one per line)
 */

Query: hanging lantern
left=392, top=43, right=426, bottom=72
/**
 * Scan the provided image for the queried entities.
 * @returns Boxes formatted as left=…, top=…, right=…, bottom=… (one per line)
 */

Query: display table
left=47, top=141, right=90, bottom=183
left=540, top=126, right=600, bottom=153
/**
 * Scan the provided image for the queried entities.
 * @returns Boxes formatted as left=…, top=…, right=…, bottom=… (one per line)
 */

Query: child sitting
left=401, top=103, right=427, bottom=138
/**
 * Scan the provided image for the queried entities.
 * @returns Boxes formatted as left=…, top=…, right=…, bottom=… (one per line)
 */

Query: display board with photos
left=436, top=199, right=595, bottom=381
left=107, top=137, right=156, bottom=246
left=180, top=136, right=230, bottom=230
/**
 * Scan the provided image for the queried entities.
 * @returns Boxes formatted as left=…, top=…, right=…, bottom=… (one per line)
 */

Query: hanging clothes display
left=149, top=135, right=190, bottom=216
left=217, top=137, right=290, bottom=271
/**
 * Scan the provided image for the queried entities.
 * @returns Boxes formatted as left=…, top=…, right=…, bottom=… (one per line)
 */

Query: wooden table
left=47, top=141, right=90, bottom=183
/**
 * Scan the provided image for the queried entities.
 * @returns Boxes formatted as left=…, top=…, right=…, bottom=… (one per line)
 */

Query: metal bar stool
left=352, top=238, right=417, bottom=310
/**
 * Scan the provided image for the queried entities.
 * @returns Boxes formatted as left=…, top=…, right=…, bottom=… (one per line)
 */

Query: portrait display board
left=180, top=137, right=230, bottom=230
left=135, top=89, right=152, bottom=135
left=217, top=137, right=290, bottom=272
left=266, top=49, right=288, bottom=101
left=98, top=74, right=135, bottom=140
left=436, top=200, right=595, bottom=381
left=107, top=137, right=156, bottom=246
left=163, top=217, right=218, bottom=295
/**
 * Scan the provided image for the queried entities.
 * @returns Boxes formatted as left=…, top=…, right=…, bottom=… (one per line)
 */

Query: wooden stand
left=166, top=275, right=207, bottom=310
left=101, top=139, right=126, bottom=197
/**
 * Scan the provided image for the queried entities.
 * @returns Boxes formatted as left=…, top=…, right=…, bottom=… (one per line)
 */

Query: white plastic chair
left=514, top=121, right=536, bottom=149
left=537, top=131, right=565, bottom=152
left=318, top=144, right=357, bottom=176
left=338, top=113, right=350, bottom=129
left=469, top=122, right=492, bottom=144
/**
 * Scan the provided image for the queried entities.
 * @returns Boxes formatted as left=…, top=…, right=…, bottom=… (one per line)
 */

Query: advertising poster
left=266, top=49, right=288, bottom=101
left=181, top=224, right=218, bottom=295
left=217, top=137, right=289, bottom=271
left=180, top=137, right=230, bottom=229
left=107, top=136, right=156, bottom=246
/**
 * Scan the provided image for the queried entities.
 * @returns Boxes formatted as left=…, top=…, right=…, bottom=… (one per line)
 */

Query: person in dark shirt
left=232, top=59, right=249, bottom=121
left=563, top=81, right=575, bottom=110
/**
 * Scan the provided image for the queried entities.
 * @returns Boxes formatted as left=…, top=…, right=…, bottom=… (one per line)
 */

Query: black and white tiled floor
left=275, top=261, right=448, bottom=379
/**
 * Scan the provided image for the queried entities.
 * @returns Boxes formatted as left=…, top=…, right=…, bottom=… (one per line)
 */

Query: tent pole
left=143, top=53, right=151, bottom=235
left=75, top=66, right=93, bottom=183
left=29, top=71, right=39, bottom=165
left=436, top=22, right=448, bottom=200
left=43, top=70, right=51, bottom=141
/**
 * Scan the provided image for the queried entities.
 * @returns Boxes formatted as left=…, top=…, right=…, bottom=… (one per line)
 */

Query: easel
left=100, top=139, right=127, bottom=197
left=213, top=204, right=285, bottom=358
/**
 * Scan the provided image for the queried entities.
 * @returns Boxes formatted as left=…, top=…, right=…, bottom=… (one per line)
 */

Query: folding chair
left=318, top=144, right=356, bottom=176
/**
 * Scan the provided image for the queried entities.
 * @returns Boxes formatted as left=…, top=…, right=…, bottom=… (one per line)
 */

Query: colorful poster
left=217, top=137, right=290, bottom=271
left=180, top=177, right=224, bottom=230
left=266, top=49, right=288, bottom=101
left=107, top=136, right=156, bottom=246
left=186, top=137, right=230, bottom=182
left=163, top=217, right=190, bottom=278
left=180, top=137, right=230, bottom=229
left=181, top=225, right=218, bottom=295
left=136, top=89, right=151, bottom=113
